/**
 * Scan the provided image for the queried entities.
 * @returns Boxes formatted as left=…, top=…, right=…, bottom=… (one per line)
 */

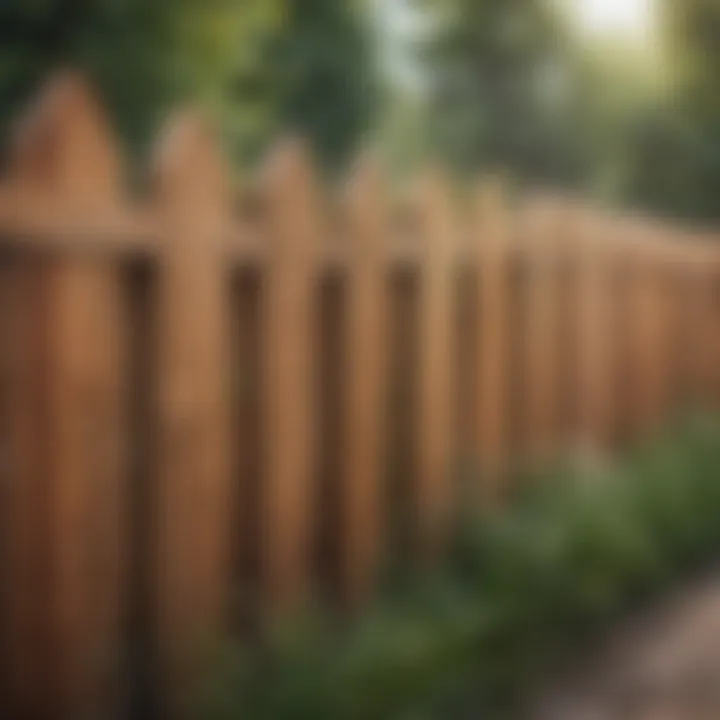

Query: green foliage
left=265, top=0, right=378, bottom=170
left=621, top=0, right=720, bottom=221
left=0, top=0, right=376, bottom=169
left=0, top=0, right=262, bottom=151
left=199, top=417, right=720, bottom=719
left=413, top=0, right=590, bottom=186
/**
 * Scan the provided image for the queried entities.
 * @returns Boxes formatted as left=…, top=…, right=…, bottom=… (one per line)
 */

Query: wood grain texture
left=414, top=170, right=456, bottom=559
left=627, top=231, right=670, bottom=437
left=2, top=258, right=56, bottom=719
left=2, top=72, right=128, bottom=719
left=473, top=179, right=510, bottom=503
left=339, top=157, right=388, bottom=604
left=152, top=112, right=233, bottom=703
left=574, top=210, right=613, bottom=450
left=259, top=140, right=320, bottom=616
left=521, top=200, right=560, bottom=461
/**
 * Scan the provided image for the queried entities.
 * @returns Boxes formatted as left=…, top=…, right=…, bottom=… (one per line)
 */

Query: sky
left=572, top=0, right=656, bottom=41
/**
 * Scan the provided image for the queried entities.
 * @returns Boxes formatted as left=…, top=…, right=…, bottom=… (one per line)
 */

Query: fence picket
left=574, top=209, right=612, bottom=449
left=522, top=200, right=560, bottom=461
left=2, top=72, right=127, bottom=719
left=414, top=170, right=456, bottom=557
left=152, top=112, right=233, bottom=703
left=339, top=157, right=388, bottom=603
left=473, top=179, right=510, bottom=503
left=627, top=228, right=669, bottom=436
left=259, top=140, right=320, bottom=615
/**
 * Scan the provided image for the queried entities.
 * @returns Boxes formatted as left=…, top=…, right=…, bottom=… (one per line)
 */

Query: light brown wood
left=678, top=247, right=716, bottom=410
left=521, top=199, right=560, bottom=462
left=473, top=178, right=510, bottom=503
left=259, top=139, right=320, bottom=616
left=152, top=111, right=234, bottom=702
left=339, top=156, right=388, bottom=604
left=627, top=230, right=670, bottom=437
left=574, top=210, right=612, bottom=450
left=2, top=71, right=128, bottom=719
left=414, top=169, right=456, bottom=558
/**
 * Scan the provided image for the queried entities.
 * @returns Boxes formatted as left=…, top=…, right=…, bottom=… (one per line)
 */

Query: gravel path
left=528, top=570, right=720, bottom=720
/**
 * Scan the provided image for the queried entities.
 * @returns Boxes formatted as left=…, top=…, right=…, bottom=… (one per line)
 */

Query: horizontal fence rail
left=1, top=72, right=720, bottom=719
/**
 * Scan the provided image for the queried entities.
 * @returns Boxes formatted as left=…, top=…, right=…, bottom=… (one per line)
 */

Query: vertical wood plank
left=259, top=141, right=319, bottom=616
left=679, top=243, right=715, bottom=410
left=2, top=72, right=128, bottom=719
left=153, top=113, right=233, bottom=702
left=522, top=199, right=560, bottom=462
left=627, top=229, right=669, bottom=436
left=473, top=179, right=510, bottom=504
left=2, top=258, right=55, bottom=719
left=574, top=209, right=612, bottom=451
left=414, top=170, right=456, bottom=559
left=708, top=247, right=720, bottom=407
left=339, top=156, right=388, bottom=605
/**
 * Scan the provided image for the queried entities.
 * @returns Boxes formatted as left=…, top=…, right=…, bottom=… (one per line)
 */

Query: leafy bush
left=199, top=416, right=720, bottom=720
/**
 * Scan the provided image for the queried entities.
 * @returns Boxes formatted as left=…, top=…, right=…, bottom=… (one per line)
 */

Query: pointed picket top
left=474, top=176, right=509, bottom=251
left=571, top=201, right=603, bottom=248
left=261, top=136, right=316, bottom=192
left=343, top=151, right=387, bottom=256
left=555, top=200, right=588, bottom=257
left=474, top=175, right=505, bottom=220
left=411, top=165, right=457, bottom=257
left=411, top=164, right=449, bottom=207
left=259, top=136, right=325, bottom=257
left=153, top=109, right=232, bottom=232
left=9, top=70, right=121, bottom=207
left=345, top=151, right=383, bottom=212
left=520, top=192, right=565, bottom=253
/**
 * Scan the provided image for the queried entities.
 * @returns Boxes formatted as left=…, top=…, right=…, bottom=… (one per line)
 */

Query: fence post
left=473, top=178, right=509, bottom=504
left=2, top=72, right=128, bottom=719
left=152, top=112, right=233, bottom=705
left=259, top=140, right=319, bottom=616
left=414, top=169, right=456, bottom=558
left=340, top=156, right=387, bottom=604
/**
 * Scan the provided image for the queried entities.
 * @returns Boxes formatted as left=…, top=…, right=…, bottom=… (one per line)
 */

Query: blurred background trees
left=0, top=0, right=375, bottom=168
left=623, top=0, right=720, bottom=220
left=413, top=0, right=590, bottom=185
left=0, top=0, right=719, bottom=220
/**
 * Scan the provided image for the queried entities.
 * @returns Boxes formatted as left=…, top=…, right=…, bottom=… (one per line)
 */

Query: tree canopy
left=0, top=0, right=376, bottom=170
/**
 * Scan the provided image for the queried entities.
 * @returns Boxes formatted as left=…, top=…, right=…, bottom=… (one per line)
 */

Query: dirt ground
left=528, top=569, right=720, bottom=720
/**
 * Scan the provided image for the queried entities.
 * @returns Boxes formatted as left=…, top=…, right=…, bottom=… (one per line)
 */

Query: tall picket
left=627, top=229, right=669, bottom=436
left=339, top=157, right=388, bottom=603
left=153, top=112, right=233, bottom=705
left=574, top=209, right=613, bottom=449
left=259, top=141, right=320, bottom=615
left=414, top=170, right=456, bottom=557
left=679, top=243, right=717, bottom=408
left=473, top=179, right=510, bottom=502
left=2, top=73, right=128, bottom=719
left=522, top=200, right=560, bottom=460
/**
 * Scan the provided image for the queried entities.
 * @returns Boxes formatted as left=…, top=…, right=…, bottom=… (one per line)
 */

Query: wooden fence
left=1, top=72, right=719, bottom=719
